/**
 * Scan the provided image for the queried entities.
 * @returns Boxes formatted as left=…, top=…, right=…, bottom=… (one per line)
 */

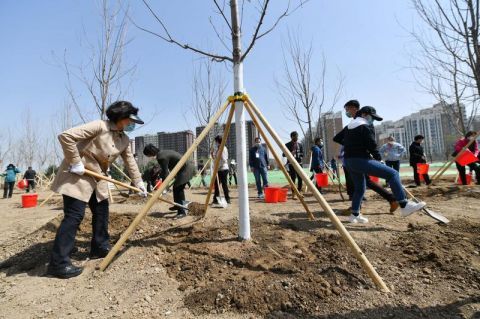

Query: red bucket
left=17, top=179, right=28, bottom=190
left=369, top=175, right=379, bottom=183
left=456, top=149, right=478, bottom=166
left=264, top=187, right=280, bottom=203
left=277, top=188, right=288, bottom=202
left=315, top=173, right=329, bottom=187
left=154, top=179, right=162, bottom=190
left=457, top=174, right=472, bottom=185
left=416, top=163, right=429, bottom=175
left=22, top=193, right=38, bottom=208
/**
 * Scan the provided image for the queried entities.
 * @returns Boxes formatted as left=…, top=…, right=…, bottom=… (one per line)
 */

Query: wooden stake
left=245, top=98, right=390, bottom=292
left=108, top=184, right=114, bottom=203
left=39, top=192, right=55, bottom=207
left=430, top=133, right=478, bottom=186
left=245, top=103, right=315, bottom=220
left=98, top=99, right=232, bottom=271
left=430, top=160, right=449, bottom=180
left=204, top=104, right=236, bottom=212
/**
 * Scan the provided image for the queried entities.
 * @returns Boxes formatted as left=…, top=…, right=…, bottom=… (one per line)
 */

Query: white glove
left=136, top=182, right=148, bottom=198
left=69, top=162, right=85, bottom=175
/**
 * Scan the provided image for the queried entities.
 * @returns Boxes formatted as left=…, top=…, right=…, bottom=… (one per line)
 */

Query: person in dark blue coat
left=249, top=137, right=269, bottom=198
left=310, top=137, right=324, bottom=191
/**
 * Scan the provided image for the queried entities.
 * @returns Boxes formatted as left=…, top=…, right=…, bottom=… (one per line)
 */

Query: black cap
left=359, top=106, right=383, bottom=121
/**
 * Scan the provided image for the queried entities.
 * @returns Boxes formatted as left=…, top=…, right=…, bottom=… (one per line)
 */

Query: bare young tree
left=411, top=0, right=480, bottom=133
left=276, top=31, right=344, bottom=155
left=0, top=129, right=13, bottom=169
left=191, top=59, right=228, bottom=160
left=60, top=0, right=136, bottom=121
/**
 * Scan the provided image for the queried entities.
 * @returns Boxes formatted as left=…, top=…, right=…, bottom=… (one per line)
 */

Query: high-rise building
left=157, top=130, right=194, bottom=154
left=134, top=134, right=159, bottom=168
left=375, top=102, right=466, bottom=161
left=318, top=111, right=343, bottom=162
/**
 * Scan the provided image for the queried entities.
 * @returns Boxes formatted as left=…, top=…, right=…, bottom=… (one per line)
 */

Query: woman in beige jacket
left=47, top=101, right=147, bottom=279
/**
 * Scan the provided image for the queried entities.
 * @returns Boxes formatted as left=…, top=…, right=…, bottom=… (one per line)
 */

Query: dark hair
left=314, top=137, right=322, bottom=144
left=106, top=101, right=139, bottom=123
left=344, top=100, right=360, bottom=109
left=465, top=131, right=477, bottom=138
left=414, top=135, right=424, bottom=141
left=28, top=166, right=32, bottom=170
left=255, top=137, right=261, bottom=142
left=290, top=131, right=298, bottom=138
left=143, top=144, right=159, bottom=157
left=7, top=164, right=14, bottom=169
left=214, top=135, right=222, bottom=143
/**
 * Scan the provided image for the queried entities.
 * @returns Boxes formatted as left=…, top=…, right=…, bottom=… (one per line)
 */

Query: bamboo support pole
left=39, top=192, right=55, bottom=207
left=112, top=162, right=132, bottom=182
left=204, top=104, right=236, bottom=212
left=430, top=160, right=449, bottom=180
left=98, top=99, right=232, bottom=271
left=192, top=157, right=211, bottom=187
left=430, top=134, right=478, bottom=186
left=322, top=159, right=345, bottom=201
left=303, top=153, right=313, bottom=193
left=245, top=103, right=315, bottom=220
left=245, top=97, right=390, bottom=292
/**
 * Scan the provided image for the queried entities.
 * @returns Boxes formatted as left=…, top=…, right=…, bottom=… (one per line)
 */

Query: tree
left=60, top=0, right=136, bottom=122
left=276, top=31, right=344, bottom=158
left=410, top=0, right=480, bottom=134
left=133, top=0, right=309, bottom=240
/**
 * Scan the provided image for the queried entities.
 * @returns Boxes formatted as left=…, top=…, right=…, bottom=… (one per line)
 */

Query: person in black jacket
left=143, top=144, right=195, bottom=218
left=333, top=100, right=398, bottom=214
left=409, top=135, right=431, bottom=186
left=283, top=131, right=304, bottom=196
left=23, top=166, right=36, bottom=193
left=342, top=106, right=426, bottom=223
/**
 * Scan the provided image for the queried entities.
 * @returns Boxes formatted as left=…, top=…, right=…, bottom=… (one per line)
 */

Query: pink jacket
left=454, top=138, right=479, bottom=156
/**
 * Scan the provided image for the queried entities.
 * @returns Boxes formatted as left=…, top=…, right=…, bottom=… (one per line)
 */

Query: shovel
left=214, top=174, right=228, bottom=208
left=403, top=186, right=449, bottom=224
left=83, top=169, right=206, bottom=216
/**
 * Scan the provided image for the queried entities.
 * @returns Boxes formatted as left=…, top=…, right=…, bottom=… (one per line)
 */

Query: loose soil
left=0, top=180, right=479, bottom=318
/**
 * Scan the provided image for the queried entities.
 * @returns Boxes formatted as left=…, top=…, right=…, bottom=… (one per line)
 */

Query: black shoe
left=226, top=199, right=231, bottom=204
left=89, top=248, right=110, bottom=259
left=212, top=201, right=219, bottom=205
left=70, top=246, right=79, bottom=256
left=47, top=264, right=83, bottom=279
left=168, top=206, right=177, bottom=211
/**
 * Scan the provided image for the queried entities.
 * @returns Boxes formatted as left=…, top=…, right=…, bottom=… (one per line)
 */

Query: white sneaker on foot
left=348, top=214, right=369, bottom=224
left=400, top=201, right=426, bottom=217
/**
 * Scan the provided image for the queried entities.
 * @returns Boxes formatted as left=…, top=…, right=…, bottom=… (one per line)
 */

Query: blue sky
left=0, top=0, right=435, bottom=143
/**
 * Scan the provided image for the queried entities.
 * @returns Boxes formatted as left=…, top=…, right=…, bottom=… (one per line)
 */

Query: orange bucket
left=416, top=163, right=429, bottom=174
left=457, top=174, right=472, bottom=185
left=17, top=179, right=28, bottom=190
left=154, top=179, right=162, bottom=190
left=22, top=193, right=38, bottom=208
left=315, top=173, right=329, bottom=187
left=264, top=187, right=280, bottom=203
left=456, top=150, right=478, bottom=166
left=369, top=175, right=379, bottom=183
left=277, top=188, right=288, bottom=202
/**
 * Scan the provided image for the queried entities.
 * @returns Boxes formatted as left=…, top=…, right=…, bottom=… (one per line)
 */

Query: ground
left=0, top=178, right=479, bottom=319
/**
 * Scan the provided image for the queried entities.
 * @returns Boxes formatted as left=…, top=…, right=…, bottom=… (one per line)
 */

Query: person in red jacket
left=454, top=131, right=480, bottom=185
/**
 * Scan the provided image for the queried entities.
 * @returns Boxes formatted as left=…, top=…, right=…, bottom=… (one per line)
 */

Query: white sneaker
left=258, top=194, right=264, bottom=199
left=348, top=214, right=369, bottom=224
left=400, top=201, right=426, bottom=217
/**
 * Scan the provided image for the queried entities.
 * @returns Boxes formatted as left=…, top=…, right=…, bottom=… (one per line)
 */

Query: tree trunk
left=230, top=0, right=250, bottom=240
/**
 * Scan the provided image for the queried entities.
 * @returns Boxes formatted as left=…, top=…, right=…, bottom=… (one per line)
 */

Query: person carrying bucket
left=453, top=131, right=480, bottom=185
left=23, top=166, right=37, bottom=193
left=342, top=106, right=426, bottom=223
left=310, top=137, right=324, bottom=192
left=409, top=135, right=431, bottom=186
left=48, top=101, right=147, bottom=279
left=2, top=164, right=20, bottom=198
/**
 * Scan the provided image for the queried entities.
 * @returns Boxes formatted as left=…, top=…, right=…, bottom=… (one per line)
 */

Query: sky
left=0, top=0, right=436, bottom=144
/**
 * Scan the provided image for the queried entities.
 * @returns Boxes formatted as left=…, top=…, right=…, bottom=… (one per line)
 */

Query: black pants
left=288, top=163, right=302, bottom=191
left=50, top=193, right=109, bottom=267
left=173, top=183, right=187, bottom=214
left=3, top=182, right=14, bottom=198
left=456, top=162, right=480, bottom=185
left=344, top=166, right=395, bottom=202
left=412, top=166, right=431, bottom=186
left=385, top=160, right=400, bottom=172
left=310, top=167, right=323, bottom=191
left=214, top=170, right=230, bottom=202
left=229, top=172, right=237, bottom=186
left=26, top=179, right=35, bottom=193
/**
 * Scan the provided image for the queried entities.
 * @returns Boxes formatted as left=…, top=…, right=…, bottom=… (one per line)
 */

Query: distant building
left=196, top=123, right=222, bottom=161
left=319, top=111, right=343, bottom=162
left=134, top=134, right=159, bottom=168
left=375, top=102, right=466, bottom=161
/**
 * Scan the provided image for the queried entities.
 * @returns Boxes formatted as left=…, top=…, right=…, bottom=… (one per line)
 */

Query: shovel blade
left=423, top=208, right=450, bottom=224
left=216, top=196, right=228, bottom=208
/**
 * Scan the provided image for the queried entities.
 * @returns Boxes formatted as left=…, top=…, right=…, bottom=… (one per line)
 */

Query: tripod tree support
left=245, top=103, right=315, bottom=220
left=245, top=97, right=390, bottom=292
left=429, top=133, right=478, bottom=186
left=204, top=103, right=236, bottom=213
left=98, top=99, right=232, bottom=271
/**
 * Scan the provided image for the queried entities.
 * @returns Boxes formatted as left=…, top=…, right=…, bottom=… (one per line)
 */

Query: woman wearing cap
left=47, top=101, right=147, bottom=279
left=342, top=106, right=426, bottom=223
